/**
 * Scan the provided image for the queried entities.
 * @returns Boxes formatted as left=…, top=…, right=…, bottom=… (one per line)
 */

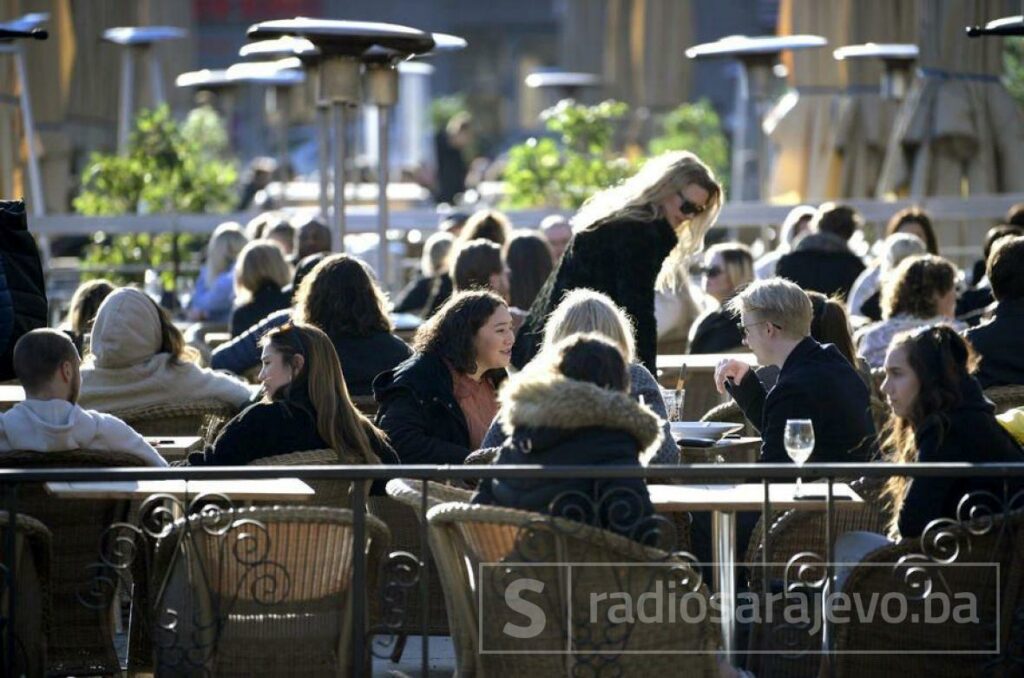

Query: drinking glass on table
left=784, top=419, right=815, bottom=497
left=660, top=388, right=680, bottom=422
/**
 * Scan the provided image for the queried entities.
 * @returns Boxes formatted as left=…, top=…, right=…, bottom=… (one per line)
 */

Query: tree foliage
left=648, top=99, right=730, bottom=196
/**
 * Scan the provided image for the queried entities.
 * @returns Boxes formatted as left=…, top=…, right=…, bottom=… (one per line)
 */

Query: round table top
left=102, top=25, right=188, bottom=45
left=686, top=34, right=826, bottom=59
left=247, top=18, right=434, bottom=58
left=833, top=43, right=918, bottom=61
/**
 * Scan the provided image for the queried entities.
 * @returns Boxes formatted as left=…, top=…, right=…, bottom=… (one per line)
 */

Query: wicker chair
left=365, top=479, right=472, bottom=655
left=0, top=511, right=52, bottom=678
left=248, top=448, right=363, bottom=509
left=742, top=477, right=891, bottom=677
left=110, top=398, right=239, bottom=438
left=831, top=509, right=1024, bottom=677
left=0, top=449, right=149, bottom=676
left=428, top=502, right=721, bottom=677
left=148, top=505, right=390, bottom=677
left=984, top=384, right=1024, bottom=415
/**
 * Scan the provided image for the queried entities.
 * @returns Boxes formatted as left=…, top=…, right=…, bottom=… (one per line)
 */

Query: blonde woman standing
left=512, top=151, right=723, bottom=373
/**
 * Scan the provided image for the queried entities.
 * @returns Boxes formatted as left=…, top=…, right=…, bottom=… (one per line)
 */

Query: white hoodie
left=0, top=398, right=168, bottom=467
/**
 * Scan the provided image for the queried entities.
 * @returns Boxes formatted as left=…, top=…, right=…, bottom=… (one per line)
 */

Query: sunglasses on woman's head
left=678, top=191, right=707, bottom=216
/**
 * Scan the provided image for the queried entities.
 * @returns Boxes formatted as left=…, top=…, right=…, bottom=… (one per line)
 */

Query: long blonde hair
left=543, top=288, right=636, bottom=363
left=234, top=240, right=293, bottom=303
left=572, top=150, right=723, bottom=273
left=262, top=323, right=384, bottom=463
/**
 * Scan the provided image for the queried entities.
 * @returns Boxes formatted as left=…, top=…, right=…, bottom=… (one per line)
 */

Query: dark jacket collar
left=995, top=298, right=1024, bottom=317
left=373, top=351, right=507, bottom=402
left=780, top=336, right=822, bottom=374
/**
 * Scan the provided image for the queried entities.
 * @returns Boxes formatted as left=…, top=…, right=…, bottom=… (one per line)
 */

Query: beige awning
left=877, top=0, right=1024, bottom=197
left=765, top=0, right=847, bottom=203
left=832, top=0, right=918, bottom=198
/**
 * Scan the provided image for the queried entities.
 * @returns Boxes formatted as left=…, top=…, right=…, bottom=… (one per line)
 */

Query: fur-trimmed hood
left=498, top=370, right=664, bottom=457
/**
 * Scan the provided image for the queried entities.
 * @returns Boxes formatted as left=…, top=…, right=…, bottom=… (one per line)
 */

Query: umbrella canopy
left=832, top=0, right=918, bottom=198
left=765, top=0, right=846, bottom=203
left=877, top=0, right=1024, bottom=197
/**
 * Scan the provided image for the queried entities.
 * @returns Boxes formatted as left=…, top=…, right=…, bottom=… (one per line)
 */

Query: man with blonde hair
left=714, top=278, right=875, bottom=465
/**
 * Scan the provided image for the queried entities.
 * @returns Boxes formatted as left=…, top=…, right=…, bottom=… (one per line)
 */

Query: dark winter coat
left=776, top=232, right=865, bottom=300
left=898, top=376, right=1024, bottom=538
left=393, top=275, right=439, bottom=316
left=229, top=283, right=291, bottom=337
left=512, top=217, right=678, bottom=374
left=963, top=298, right=1024, bottom=389
left=728, top=337, right=876, bottom=464
left=212, top=308, right=412, bottom=396
left=373, top=351, right=506, bottom=464
left=0, top=257, right=12, bottom=357
left=688, top=306, right=744, bottom=354
left=472, top=371, right=660, bottom=542
left=0, top=200, right=47, bottom=381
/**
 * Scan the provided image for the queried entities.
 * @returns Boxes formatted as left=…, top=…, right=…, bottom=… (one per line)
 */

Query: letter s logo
left=502, top=578, right=546, bottom=639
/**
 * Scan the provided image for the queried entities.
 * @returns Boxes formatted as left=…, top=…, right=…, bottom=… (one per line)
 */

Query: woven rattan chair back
left=110, top=398, right=239, bottom=438
left=984, top=384, right=1024, bottom=415
left=0, top=449, right=148, bottom=676
left=248, top=448, right=362, bottom=508
left=0, top=511, right=52, bottom=678
left=832, top=509, right=1024, bottom=677
left=428, top=502, right=720, bottom=677
left=151, top=505, right=389, bottom=677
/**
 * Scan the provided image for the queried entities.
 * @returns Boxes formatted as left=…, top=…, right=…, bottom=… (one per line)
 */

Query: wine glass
left=660, top=388, right=679, bottom=422
left=784, top=419, right=815, bottom=497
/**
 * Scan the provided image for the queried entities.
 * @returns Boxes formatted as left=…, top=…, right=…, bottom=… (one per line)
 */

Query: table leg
left=712, top=509, right=737, bottom=664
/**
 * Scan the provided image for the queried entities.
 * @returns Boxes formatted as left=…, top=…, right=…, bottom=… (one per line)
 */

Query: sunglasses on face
left=678, top=191, right=707, bottom=216
left=737, top=320, right=781, bottom=337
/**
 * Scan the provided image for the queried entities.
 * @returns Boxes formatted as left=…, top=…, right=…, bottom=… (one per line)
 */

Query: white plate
left=669, top=421, right=743, bottom=441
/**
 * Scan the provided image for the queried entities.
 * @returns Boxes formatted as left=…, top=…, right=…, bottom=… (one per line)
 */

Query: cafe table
left=656, top=353, right=757, bottom=420
left=146, top=436, right=203, bottom=462
left=649, top=481, right=862, bottom=662
left=0, top=384, right=25, bottom=411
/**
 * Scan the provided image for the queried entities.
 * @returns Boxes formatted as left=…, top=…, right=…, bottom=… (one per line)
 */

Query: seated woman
left=210, top=254, right=410, bottom=396
left=688, top=243, right=754, bottom=354
left=847, top=231, right=928, bottom=322
left=393, top=230, right=454, bottom=316
left=186, top=222, right=248, bottom=323
left=79, top=288, right=255, bottom=412
left=480, top=288, right=678, bottom=465
left=855, top=254, right=965, bottom=369
left=830, top=326, right=1024, bottom=593
left=472, top=334, right=658, bottom=542
left=63, top=278, right=115, bottom=355
left=229, top=240, right=292, bottom=337
left=188, top=323, right=397, bottom=477
left=505, top=230, right=553, bottom=312
left=374, top=290, right=512, bottom=464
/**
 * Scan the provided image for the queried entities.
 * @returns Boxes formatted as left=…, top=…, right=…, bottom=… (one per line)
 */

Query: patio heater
left=524, top=69, right=602, bottom=106
left=966, top=1, right=1024, bottom=36
left=0, top=13, right=48, bottom=218
left=686, top=35, right=826, bottom=202
left=833, top=43, right=919, bottom=100
left=102, top=26, right=188, bottom=155
left=246, top=19, right=436, bottom=255
left=240, top=37, right=328, bottom=217
left=224, top=60, right=305, bottom=182
left=361, top=32, right=465, bottom=287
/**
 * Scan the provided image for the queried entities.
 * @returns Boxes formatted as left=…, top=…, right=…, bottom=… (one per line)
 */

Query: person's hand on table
left=714, top=358, right=749, bottom=394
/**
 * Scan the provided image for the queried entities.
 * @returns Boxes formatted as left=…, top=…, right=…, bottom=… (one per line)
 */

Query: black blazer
left=963, top=299, right=1024, bottom=389
left=728, top=337, right=876, bottom=464
left=373, top=351, right=506, bottom=464
left=898, top=377, right=1024, bottom=538
left=688, top=307, right=744, bottom=354
left=229, top=283, right=290, bottom=337
left=776, top=249, right=865, bottom=300
left=512, top=217, right=677, bottom=373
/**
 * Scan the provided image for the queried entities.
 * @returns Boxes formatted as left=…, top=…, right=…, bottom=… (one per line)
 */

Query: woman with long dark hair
left=189, top=323, right=396, bottom=468
left=512, top=151, right=723, bottom=373
left=374, top=290, right=513, bottom=464
left=505, top=230, right=553, bottom=311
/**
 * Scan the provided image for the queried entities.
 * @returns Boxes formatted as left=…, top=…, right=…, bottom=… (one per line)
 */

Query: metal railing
left=0, top=461, right=1021, bottom=676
